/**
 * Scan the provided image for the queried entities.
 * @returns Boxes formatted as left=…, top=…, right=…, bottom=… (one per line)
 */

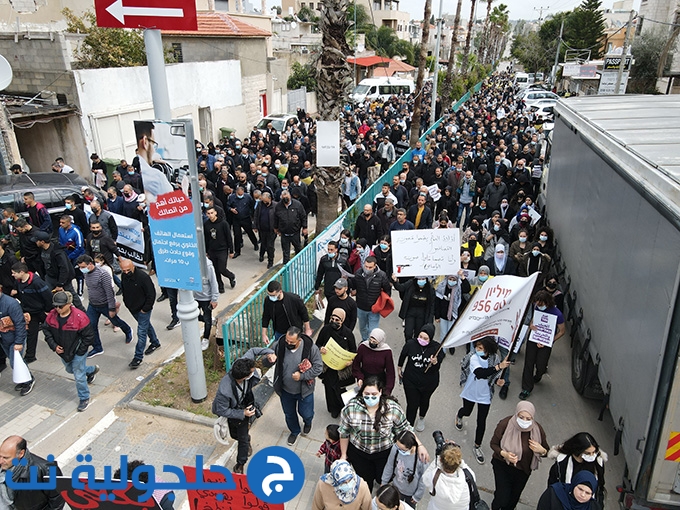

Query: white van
left=514, top=72, right=530, bottom=90
left=350, top=77, right=415, bottom=103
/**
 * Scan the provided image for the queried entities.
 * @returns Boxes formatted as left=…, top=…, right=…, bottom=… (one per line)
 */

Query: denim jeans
left=457, top=202, right=472, bottom=227
left=61, top=353, right=95, bottom=401
left=132, top=311, right=159, bottom=360
left=87, top=303, right=132, bottom=351
left=439, top=318, right=454, bottom=343
left=357, top=309, right=381, bottom=342
left=279, top=390, right=315, bottom=436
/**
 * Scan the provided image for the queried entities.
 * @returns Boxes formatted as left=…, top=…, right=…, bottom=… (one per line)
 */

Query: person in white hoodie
left=422, top=444, right=475, bottom=510
left=193, top=256, right=220, bottom=350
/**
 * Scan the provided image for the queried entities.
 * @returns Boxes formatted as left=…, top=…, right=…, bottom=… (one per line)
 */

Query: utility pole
left=430, top=0, right=445, bottom=126
left=534, top=6, right=547, bottom=24
left=615, top=10, right=635, bottom=95
left=550, top=20, right=564, bottom=87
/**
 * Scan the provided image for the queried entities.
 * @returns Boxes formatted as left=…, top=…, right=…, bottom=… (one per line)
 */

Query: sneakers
left=301, top=422, right=312, bottom=436
left=233, top=463, right=244, bottom=474
left=144, top=344, right=161, bottom=355
left=20, top=379, right=35, bottom=397
left=455, top=414, right=463, bottom=431
left=166, top=319, right=180, bottom=330
left=287, top=433, right=298, bottom=446
left=77, top=399, right=90, bottom=412
left=129, top=358, right=142, bottom=369
left=156, top=294, right=168, bottom=303
left=23, top=357, right=37, bottom=364
left=499, top=385, right=509, bottom=400
left=415, top=416, right=425, bottom=432
left=87, top=365, right=100, bottom=384
left=230, top=278, right=236, bottom=289
left=125, top=330, right=133, bottom=344
left=14, top=383, right=23, bottom=391
left=201, top=338, right=209, bottom=351
left=87, top=348, right=104, bottom=358
left=473, top=445, right=485, bottom=464
left=519, top=390, right=531, bottom=400
left=267, top=261, right=273, bottom=269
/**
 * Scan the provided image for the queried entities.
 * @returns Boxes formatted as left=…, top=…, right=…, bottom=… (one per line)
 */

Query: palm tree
left=442, top=0, right=463, bottom=101
left=461, top=0, right=478, bottom=75
left=314, top=0, right=354, bottom=232
left=488, top=4, right=510, bottom=64
left=409, top=0, right=433, bottom=146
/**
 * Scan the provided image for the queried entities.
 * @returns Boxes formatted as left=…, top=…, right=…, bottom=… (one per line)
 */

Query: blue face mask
left=65, top=203, right=72, bottom=210
left=203, top=203, right=211, bottom=208
left=363, top=395, right=380, bottom=407
left=448, top=279, right=457, bottom=287
left=537, top=304, right=547, bottom=311
left=397, top=449, right=412, bottom=457
left=268, top=294, right=278, bottom=302
left=540, top=235, right=548, bottom=242
left=379, top=243, right=388, bottom=251
left=494, top=225, right=500, bottom=232
left=532, top=250, right=540, bottom=257
left=479, top=275, right=489, bottom=282
left=237, top=194, right=245, bottom=199
left=475, top=349, right=485, bottom=357
left=80, top=267, right=91, bottom=274
left=417, top=279, right=426, bottom=287
left=328, top=252, right=336, bottom=259
left=128, top=170, right=135, bottom=175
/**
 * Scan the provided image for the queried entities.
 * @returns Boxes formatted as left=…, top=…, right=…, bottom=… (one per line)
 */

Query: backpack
left=429, top=467, right=490, bottom=510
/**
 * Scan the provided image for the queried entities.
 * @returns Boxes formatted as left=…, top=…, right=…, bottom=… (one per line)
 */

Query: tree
left=313, top=0, right=354, bottom=232
left=287, top=61, right=317, bottom=91
left=62, top=8, right=148, bottom=69
left=461, top=0, right=478, bottom=75
left=511, top=31, right=553, bottom=72
left=629, top=30, right=673, bottom=94
left=568, top=0, right=606, bottom=59
left=442, top=0, right=463, bottom=101
left=410, top=1, right=433, bottom=147
left=298, top=5, right=319, bottom=22
left=487, top=4, right=510, bottom=64
left=364, top=25, right=415, bottom=61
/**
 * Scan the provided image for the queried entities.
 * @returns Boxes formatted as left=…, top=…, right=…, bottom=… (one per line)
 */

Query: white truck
left=350, top=77, right=415, bottom=103
left=546, top=94, right=680, bottom=509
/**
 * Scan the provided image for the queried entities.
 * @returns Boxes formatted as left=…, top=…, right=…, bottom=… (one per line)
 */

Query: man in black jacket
left=261, top=281, right=311, bottom=345
left=349, top=256, right=391, bottom=342
left=120, top=259, right=160, bottom=369
left=314, top=241, right=350, bottom=300
left=226, top=186, right=258, bottom=258
left=0, top=435, right=65, bottom=509
left=204, top=207, right=236, bottom=293
left=273, top=190, right=307, bottom=264
left=253, top=192, right=277, bottom=268
left=43, top=291, right=97, bottom=412
left=353, top=204, right=383, bottom=247
left=32, top=231, right=83, bottom=311
left=13, top=218, right=42, bottom=275
left=11, top=262, right=52, bottom=364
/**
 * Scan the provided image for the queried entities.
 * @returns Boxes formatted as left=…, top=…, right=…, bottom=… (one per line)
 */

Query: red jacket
left=42, top=306, right=94, bottom=362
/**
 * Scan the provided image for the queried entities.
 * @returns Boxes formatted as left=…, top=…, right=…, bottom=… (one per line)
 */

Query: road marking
left=56, top=410, right=117, bottom=467
left=0, top=405, right=52, bottom=440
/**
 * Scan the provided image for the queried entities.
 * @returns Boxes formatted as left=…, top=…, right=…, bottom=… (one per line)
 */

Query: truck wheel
left=571, top=341, right=587, bottom=394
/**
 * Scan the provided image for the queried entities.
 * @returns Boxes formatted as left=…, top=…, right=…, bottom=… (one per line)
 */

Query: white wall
left=74, top=60, right=245, bottom=159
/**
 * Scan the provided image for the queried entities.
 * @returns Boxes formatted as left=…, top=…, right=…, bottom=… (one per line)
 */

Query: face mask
left=419, top=192, right=427, bottom=197
left=363, top=395, right=380, bottom=407
left=517, top=418, right=533, bottom=429
left=203, top=202, right=211, bottom=209
left=532, top=250, right=540, bottom=257
left=364, top=268, right=374, bottom=276
left=95, top=262, right=102, bottom=267
left=327, top=251, right=338, bottom=260
left=379, top=243, right=388, bottom=251
left=237, top=194, right=245, bottom=199
left=285, top=342, right=298, bottom=350
left=80, top=267, right=91, bottom=274
left=364, top=212, right=371, bottom=218
left=540, top=235, right=548, bottom=242
left=400, top=179, right=405, bottom=184
left=123, top=193, right=131, bottom=198
left=282, top=197, right=290, bottom=205
left=340, top=239, right=349, bottom=246
left=537, top=304, right=547, bottom=311
left=480, top=205, right=486, bottom=210
left=476, top=349, right=485, bottom=357
left=6, top=217, right=12, bottom=223
left=275, top=163, right=281, bottom=169
left=268, top=294, right=278, bottom=302
left=330, top=321, right=341, bottom=330
left=546, top=283, right=557, bottom=290
left=65, top=203, right=72, bottom=210
left=128, top=170, right=135, bottom=175
left=369, top=341, right=380, bottom=349
left=519, top=236, right=527, bottom=243
left=281, top=186, right=288, bottom=191
left=494, top=225, right=500, bottom=232
left=417, top=337, right=429, bottom=347
left=397, top=449, right=412, bottom=457
left=581, top=453, right=597, bottom=463
left=479, top=275, right=489, bottom=282
left=448, top=279, right=457, bottom=287
left=417, top=279, right=426, bottom=287
left=257, top=170, right=262, bottom=175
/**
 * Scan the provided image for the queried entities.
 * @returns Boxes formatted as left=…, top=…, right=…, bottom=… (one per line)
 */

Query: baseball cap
left=30, top=231, right=50, bottom=243
left=334, top=278, right=348, bottom=289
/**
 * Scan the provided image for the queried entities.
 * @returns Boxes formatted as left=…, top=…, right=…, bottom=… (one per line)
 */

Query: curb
left=126, top=399, right=215, bottom=427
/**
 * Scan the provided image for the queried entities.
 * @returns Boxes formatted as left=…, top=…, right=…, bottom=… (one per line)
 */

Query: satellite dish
left=0, top=56, right=12, bottom=91
left=291, top=21, right=297, bottom=29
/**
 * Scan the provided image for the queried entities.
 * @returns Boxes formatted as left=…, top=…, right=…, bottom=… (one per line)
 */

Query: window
left=373, top=0, right=381, bottom=10
left=0, top=194, right=14, bottom=211
left=171, top=43, right=183, bottom=63
left=308, top=2, right=313, bottom=8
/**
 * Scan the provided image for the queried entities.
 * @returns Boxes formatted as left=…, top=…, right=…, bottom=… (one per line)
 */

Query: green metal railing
left=221, top=80, right=487, bottom=368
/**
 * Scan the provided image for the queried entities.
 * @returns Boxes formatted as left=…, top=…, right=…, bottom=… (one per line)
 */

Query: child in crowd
left=316, top=424, right=341, bottom=473
left=381, top=430, right=428, bottom=508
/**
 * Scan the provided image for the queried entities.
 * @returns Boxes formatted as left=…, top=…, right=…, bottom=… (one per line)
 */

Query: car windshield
left=256, top=118, right=286, bottom=131
left=353, top=85, right=371, bottom=95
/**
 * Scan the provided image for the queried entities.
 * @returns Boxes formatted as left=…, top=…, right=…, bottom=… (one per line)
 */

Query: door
left=259, top=92, right=268, bottom=117
left=198, top=107, right=212, bottom=145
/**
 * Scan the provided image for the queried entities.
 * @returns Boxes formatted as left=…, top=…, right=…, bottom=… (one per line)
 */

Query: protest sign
left=321, top=338, right=356, bottom=370
left=148, top=190, right=202, bottom=291
left=314, top=218, right=345, bottom=266
left=56, top=477, right=161, bottom=509
left=391, top=229, right=460, bottom=277
left=528, top=311, right=558, bottom=347
left=442, top=273, right=538, bottom=350
left=427, top=184, right=441, bottom=202
left=183, top=467, right=283, bottom=510
left=110, top=212, right=145, bottom=268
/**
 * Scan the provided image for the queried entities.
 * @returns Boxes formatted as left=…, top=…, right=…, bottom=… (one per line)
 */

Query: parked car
left=522, top=91, right=559, bottom=108
left=0, top=173, right=105, bottom=233
left=256, top=113, right=299, bottom=135
left=530, top=103, right=555, bottom=121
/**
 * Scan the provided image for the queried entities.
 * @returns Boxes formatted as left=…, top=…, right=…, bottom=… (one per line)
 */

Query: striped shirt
left=339, top=398, right=412, bottom=454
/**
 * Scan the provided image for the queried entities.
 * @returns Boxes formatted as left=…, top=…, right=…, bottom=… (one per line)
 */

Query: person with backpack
left=422, top=443, right=477, bottom=510
left=380, top=430, right=427, bottom=508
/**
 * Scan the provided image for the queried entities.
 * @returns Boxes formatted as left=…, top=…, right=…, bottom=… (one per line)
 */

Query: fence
left=221, top=80, right=486, bottom=368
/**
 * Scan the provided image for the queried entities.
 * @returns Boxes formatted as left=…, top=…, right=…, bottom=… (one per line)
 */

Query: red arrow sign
left=95, top=0, right=197, bottom=30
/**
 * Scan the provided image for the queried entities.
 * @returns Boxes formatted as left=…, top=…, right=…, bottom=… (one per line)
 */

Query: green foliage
left=287, top=61, right=317, bottom=91
left=297, top=5, right=318, bottom=22
left=511, top=32, right=554, bottom=72
left=365, top=25, right=416, bottom=62
left=347, top=2, right=372, bottom=32
left=63, top=8, right=149, bottom=69
left=628, top=30, right=673, bottom=94
left=569, top=0, right=606, bottom=58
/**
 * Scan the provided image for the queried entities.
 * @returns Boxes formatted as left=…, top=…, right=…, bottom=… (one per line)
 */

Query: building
left=602, top=0, right=635, bottom=54
left=638, top=0, right=680, bottom=93
left=347, top=55, right=415, bottom=83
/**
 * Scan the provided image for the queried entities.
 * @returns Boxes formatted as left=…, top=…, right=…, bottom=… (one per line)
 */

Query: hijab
left=494, top=244, right=507, bottom=271
left=551, top=470, right=598, bottom=510
left=361, top=328, right=391, bottom=352
left=320, top=460, right=360, bottom=504
left=435, top=276, right=462, bottom=321
left=500, top=401, right=543, bottom=470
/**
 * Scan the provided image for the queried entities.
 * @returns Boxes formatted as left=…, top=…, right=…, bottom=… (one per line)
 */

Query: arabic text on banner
left=391, top=229, right=461, bottom=278
left=528, top=311, right=557, bottom=348
left=321, top=338, right=356, bottom=371
left=110, top=212, right=145, bottom=268
left=442, top=273, right=539, bottom=350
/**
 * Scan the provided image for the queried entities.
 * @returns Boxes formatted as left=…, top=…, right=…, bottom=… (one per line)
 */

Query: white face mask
left=517, top=417, right=533, bottom=429
left=581, top=453, right=597, bottom=463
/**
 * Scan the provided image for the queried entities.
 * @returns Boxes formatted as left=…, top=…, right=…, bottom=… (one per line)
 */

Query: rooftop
left=162, top=11, right=271, bottom=38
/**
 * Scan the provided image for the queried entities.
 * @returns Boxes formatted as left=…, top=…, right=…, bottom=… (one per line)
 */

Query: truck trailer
left=547, top=95, right=680, bottom=509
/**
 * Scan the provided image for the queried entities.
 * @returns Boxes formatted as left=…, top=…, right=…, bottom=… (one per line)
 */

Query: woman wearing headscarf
left=518, top=242, right=552, bottom=288
left=351, top=328, right=396, bottom=395
left=460, top=248, right=480, bottom=272
left=316, top=308, right=358, bottom=418
left=312, top=459, right=372, bottom=510
left=434, top=272, right=471, bottom=354
left=486, top=244, right=516, bottom=276
left=348, top=238, right=374, bottom=273
left=392, top=275, right=435, bottom=341
left=374, top=235, right=393, bottom=274
left=489, top=401, right=549, bottom=510
left=537, top=471, right=602, bottom=510
left=397, top=324, right=445, bottom=431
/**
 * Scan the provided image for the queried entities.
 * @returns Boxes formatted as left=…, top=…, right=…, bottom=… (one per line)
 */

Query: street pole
left=144, top=28, right=207, bottom=403
left=615, top=10, right=635, bottom=95
left=430, top=0, right=444, bottom=126
left=550, top=20, right=564, bottom=87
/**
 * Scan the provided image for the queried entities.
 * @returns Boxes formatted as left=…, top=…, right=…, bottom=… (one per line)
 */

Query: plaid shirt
left=318, top=440, right=342, bottom=471
left=339, top=399, right=412, bottom=454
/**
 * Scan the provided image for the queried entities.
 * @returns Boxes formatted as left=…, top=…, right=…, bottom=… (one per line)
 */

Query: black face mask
left=285, top=342, right=297, bottom=350
left=330, top=322, right=341, bottom=330
left=469, top=240, right=477, bottom=249
left=282, top=197, right=290, bottom=205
